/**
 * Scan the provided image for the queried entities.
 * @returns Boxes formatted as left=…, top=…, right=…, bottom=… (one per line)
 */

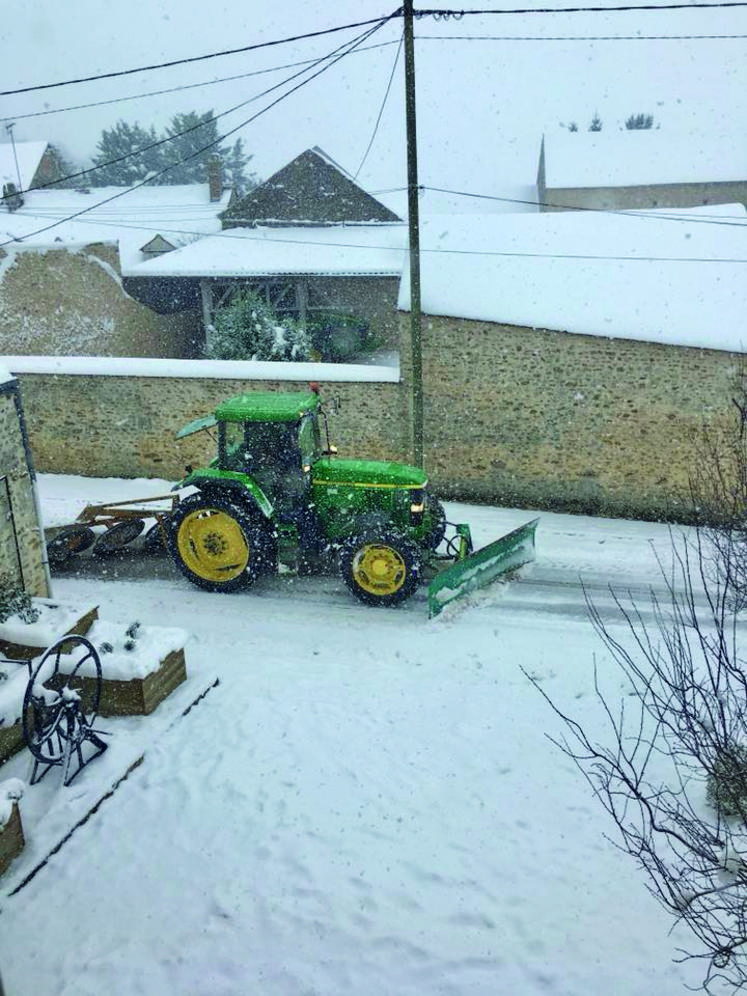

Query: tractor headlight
left=410, top=489, right=425, bottom=515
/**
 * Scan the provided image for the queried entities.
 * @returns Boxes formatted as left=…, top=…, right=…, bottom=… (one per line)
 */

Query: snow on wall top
left=543, top=131, right=747, bottom=188
left=123, top=224, right=408, bottom=278
left=398, top=205, right=747, bottom=353
left=0, top=363, right=15, bottom=386
left=0, top=185, right=232, bottom=269
left=0, top=140, right=47, bottom=189
left=1, top=354, right=400, bottom=384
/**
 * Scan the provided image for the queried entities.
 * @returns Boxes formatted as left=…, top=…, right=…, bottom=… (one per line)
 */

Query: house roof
left=0, top=184, right=232, bottom=268
left=222, top=147, right=401, bottom=227
left=123, top=224, right=407, bottom=278
left=0, top=141, right=48, bottom=190
left=398, top=204, right=747, bottom=353
left=542, top=131, right=747, bottom=188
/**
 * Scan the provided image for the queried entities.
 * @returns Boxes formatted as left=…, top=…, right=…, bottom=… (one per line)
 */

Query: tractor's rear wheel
left=169, top=495, right=271, bottom=592
left=340, top=529, right=421, bottom=607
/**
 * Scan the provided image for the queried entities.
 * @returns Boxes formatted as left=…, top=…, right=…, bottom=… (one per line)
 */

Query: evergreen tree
left=625, top=112, right=655, bottom=130
left=588, top=112, right=603, bottom=132
left=89, top=120, right=165, bottom=185
left=224, top=138, right=257, bottom=198
left=161, top=110, right=228, bottom=184
left=204, top=288, right=311, bottom=362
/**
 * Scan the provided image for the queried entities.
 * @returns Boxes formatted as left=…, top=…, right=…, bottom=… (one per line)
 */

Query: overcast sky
left=3, top=1, right=747, bottom=197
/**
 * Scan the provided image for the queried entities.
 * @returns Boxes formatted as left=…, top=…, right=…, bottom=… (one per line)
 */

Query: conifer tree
left=204, top=288, right=311, bottom=362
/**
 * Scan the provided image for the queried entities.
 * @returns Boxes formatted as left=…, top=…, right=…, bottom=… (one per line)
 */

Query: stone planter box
left=0, top=802, right=24, bottom=876
left=0, top=602, right=99, bottom=661
left=60, top=647, right=187, bottom=717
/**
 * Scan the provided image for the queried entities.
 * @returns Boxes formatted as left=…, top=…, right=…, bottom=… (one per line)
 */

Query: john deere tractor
left=170, top=388, right=537, bottom=614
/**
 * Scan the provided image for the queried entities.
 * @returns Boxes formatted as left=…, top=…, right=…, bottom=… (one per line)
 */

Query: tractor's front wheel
left=169, top=495, right=271, bottom=592
left=340, top=529, right=421, bottom=607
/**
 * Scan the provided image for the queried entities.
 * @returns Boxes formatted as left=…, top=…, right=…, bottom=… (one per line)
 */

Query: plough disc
left=427, top=518, right=539, bottom=618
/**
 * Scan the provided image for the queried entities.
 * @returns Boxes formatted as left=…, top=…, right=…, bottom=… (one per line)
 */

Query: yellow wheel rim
left=177, top=508, right=249, bottom=583
left=352, top=544, right=407, bottom=596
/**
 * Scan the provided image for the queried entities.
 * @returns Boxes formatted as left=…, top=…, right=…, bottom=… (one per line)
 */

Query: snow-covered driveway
left=0, top=477, right=701, bottom=995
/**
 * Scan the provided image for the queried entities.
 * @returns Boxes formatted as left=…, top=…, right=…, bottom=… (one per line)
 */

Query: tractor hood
left=312, top=457, right=427, bottom=490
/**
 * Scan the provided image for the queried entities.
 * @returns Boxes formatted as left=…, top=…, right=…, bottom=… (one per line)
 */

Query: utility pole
left=403, top=0, right=424, bottom=468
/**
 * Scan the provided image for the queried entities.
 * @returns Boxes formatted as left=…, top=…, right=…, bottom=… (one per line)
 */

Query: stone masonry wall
left=400, top=314, right=737, bottom=520
left=15, top=373, right=409, bottom=481
left=0, top=243, right=199, bottom=358
left=0, top=386, right=49, bottom=596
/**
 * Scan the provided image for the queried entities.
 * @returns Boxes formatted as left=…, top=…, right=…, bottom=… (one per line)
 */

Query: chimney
left=208, top=155, right=223, bottom=202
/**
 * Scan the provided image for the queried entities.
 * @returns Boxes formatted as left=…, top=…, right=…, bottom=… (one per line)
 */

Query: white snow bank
left=2, top=354, right=400, bottom=383
left=399, top=205, right=747, bottom=353
left=0, top=667, right=27, bottom=727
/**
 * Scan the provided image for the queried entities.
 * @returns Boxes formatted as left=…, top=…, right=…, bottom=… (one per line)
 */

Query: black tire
left=142, top=518, right=170, bottom=554
left=421, top=496, right=447, bottom=551
left=46, top=525, right=96, bottom=565
left=169, top=494, right=272, bottom=592
left=93, top=518, right=145, bottom=557
left=339, top=528, right=421, bottom=607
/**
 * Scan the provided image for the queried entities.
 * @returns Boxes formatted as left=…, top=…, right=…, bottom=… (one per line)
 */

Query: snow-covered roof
left=0, top=140, right=48, bottom=190
left=123, top=224, right=407, bottom=278
left=399, top=204, right=747, bottom=353
left=0, top=185, right=232, bottom=269
left=543, top=131, right=747, bottom=188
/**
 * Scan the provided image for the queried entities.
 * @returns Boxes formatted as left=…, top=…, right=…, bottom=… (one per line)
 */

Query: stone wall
left=0, top=243, right=199, bottom=358
left=542, top=180, right=747, bottom=212
left=15, top=370, right=409, bottom=480
left=8, top=310, right=739, bottom=524
left=399, top=313, right=736, bottom=520
left=0, top=381, right=49, bottom=596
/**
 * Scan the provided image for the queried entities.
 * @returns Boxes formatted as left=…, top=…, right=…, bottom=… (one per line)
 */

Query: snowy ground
left=0, top=476, right=710, bottom=995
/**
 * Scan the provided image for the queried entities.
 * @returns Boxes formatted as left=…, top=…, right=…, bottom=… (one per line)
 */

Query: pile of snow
left=0, top=779, right=23, bottom=829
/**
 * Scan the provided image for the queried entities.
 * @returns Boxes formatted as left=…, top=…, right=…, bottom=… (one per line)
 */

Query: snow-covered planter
left=57, top=620, right=188, bottom=717
left=0, top=779, right=25, bottom=876
left=0, top=665, right=30, bottom=764
left=0, top=598, right=99, bottom=661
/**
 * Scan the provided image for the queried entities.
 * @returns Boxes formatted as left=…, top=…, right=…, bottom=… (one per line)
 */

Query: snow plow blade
left=427, top=518, right=539, bottom=618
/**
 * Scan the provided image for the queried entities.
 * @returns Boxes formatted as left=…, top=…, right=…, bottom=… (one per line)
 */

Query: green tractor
left=170, top=387, right=538, bottom=615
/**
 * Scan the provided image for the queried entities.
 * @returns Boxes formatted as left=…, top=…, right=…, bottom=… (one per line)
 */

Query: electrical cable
left=415, top=30, right=747, bottom=39
left=0, top=13, right=402, bottom=97
left=5, top=17, right=400, bottom=199
left=11, top=208, right=747, bottom=264
left=3, top=42, right=401, bottom=123
left=354, top=32, right=405, bottom=180
left=418, top=3, right=747, bottom=15
left=420, top=184, right=747, bottom=227
left=0, top=15, right=398, bottom=248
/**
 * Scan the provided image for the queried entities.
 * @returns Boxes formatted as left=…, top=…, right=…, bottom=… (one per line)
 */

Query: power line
left=3, top=42, right=401, bottom=123
left=416, top=30, right=747, bottom=39
left=418, top=2, right=747, bottom=14
left=0, top=13, right=401, bottom=97
left=5, top=20, right=398, bottom=200
left=11, top=207, right=747, bottom=265
left=420, top=183, right=747, bottom=227
left=354, top=32, right=405, bottom=180
left=0, top=16, right=397, bottom=248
